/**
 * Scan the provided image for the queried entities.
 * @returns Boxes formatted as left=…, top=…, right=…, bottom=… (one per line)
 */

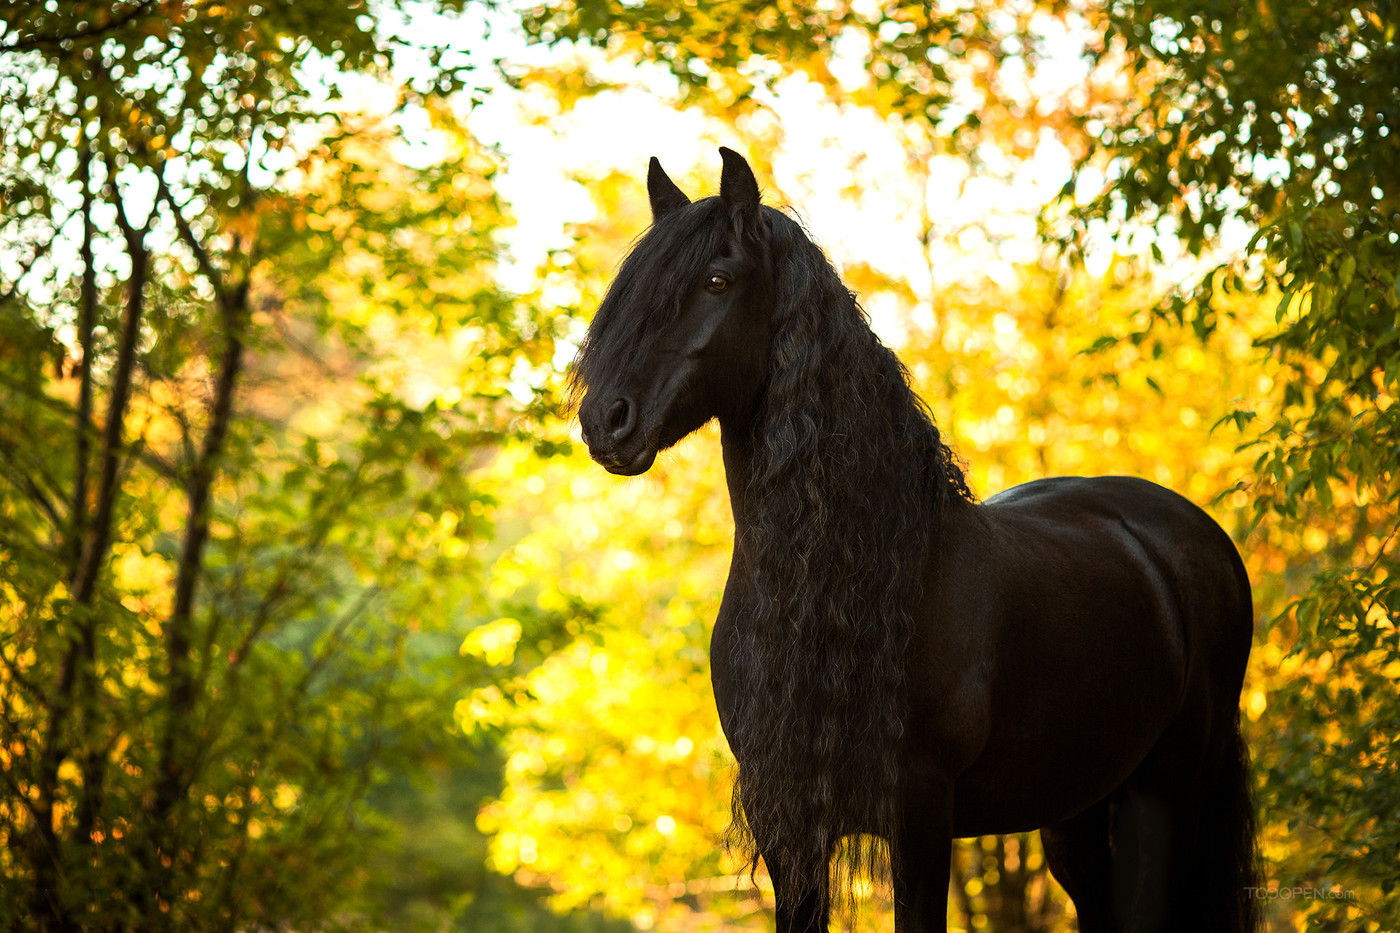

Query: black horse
left=572, top=148, right=1258, bottom=933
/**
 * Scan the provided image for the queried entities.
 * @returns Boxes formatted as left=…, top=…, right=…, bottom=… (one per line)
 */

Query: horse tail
left=1195, top=710, right=1261, bottom=933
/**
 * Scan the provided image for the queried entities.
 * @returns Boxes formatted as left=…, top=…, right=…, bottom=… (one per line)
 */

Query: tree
left=1076, top=6, right=1400, bottom=923
left=0, top=2, right=596, bottom=930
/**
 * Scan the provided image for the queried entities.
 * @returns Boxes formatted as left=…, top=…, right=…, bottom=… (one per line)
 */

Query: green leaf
left=1338, top=254, right=1356, bottom=291
left=1312, top=473, right=1333, bottom=512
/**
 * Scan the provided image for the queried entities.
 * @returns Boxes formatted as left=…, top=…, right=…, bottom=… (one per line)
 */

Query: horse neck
left=716, top=422, right=765, bottom=539
left=716, top=341, right=943, bottom=561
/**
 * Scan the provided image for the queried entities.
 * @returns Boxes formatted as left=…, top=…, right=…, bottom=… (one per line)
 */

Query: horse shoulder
left=902, top=499, right=1003, bottom=777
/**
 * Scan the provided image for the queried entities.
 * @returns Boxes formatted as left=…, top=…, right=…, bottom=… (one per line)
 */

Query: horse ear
left=718, top=147, right=761, bottom=213
left=648, top=157, right=690, bottom=221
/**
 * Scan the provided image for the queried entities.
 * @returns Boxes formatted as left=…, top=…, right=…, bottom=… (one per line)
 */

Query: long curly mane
left=724, top=208, right=973, bottom=906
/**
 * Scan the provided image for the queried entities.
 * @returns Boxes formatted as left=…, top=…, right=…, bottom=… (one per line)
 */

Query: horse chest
left=706, top=597, right=768, bottom=744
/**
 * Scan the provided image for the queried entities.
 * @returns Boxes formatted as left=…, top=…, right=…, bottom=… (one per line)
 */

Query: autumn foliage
left=1, top=1, right=1396, bottom=931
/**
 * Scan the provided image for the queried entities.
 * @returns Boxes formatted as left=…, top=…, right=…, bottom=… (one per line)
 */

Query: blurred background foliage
left=0, top=0, right=1396, bottom=931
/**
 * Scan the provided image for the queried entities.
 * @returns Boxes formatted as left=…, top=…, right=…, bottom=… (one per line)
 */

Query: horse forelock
left=568, top=197, right=730, bottom=408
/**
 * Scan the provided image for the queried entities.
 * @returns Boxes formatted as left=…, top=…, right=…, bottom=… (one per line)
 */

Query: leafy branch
left=0, top=0, right=158, bottom=54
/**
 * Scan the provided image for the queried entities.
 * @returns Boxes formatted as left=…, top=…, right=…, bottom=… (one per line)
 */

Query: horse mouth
left=596, top=445, right=657, bottom=476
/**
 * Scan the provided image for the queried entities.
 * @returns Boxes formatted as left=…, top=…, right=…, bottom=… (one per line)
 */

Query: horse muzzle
left=579, top=394, right=658, bottom=475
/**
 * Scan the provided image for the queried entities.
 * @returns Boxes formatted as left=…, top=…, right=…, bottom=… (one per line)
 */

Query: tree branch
left=949, top=842, right=978, bottom=928
left=70, top=160, right=149, bottom=604
left=296, top=585, right=382, bottom=697
left=155, top=171, right=227, bottom=305
left=70, top=147, right=98, bottom=573
left=31, top=164, right=151, bottom=929
left=150, top=266, right=249, bottom=911
left=0, top=443, right=63, bottom=529
left=0, top=0, right=158, bottom=54
left=167, top=278, right=248, bottom=658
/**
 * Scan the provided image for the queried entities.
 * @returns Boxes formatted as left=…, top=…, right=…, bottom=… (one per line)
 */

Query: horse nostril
left=606, top=398, right=636, bottom=440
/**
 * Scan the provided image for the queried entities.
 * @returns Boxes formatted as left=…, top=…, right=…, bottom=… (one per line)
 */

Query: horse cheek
left=717, top=304, right=771, bottom=417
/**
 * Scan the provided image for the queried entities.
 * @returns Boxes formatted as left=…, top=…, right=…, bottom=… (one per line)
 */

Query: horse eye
left=706, top=273, right=730, bottom=293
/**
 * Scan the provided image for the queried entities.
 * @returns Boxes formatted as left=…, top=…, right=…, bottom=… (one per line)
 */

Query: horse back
left=978, top=474, right=1252, bottom=658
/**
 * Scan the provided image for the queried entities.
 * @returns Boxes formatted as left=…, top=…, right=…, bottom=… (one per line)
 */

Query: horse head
left=573, top=148, right=776, bottom=475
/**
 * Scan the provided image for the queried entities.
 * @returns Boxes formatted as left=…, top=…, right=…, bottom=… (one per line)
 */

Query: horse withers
left=571, top=148, right=1258, bottom=933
